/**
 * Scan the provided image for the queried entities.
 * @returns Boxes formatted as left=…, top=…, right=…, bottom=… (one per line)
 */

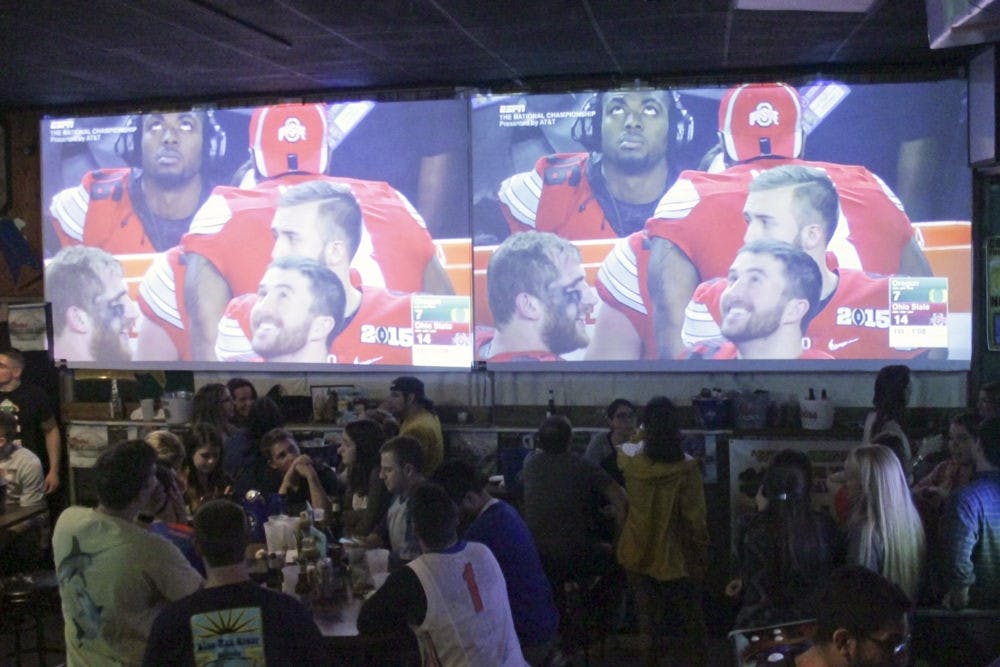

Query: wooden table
left=306, top=585, right=418, bottom=664
left=246, top=547, right=418, bottom=665
left=0, top=503, right=48, bottom=534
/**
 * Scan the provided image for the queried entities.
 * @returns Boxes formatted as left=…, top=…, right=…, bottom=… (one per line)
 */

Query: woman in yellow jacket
left=617, top=396, right=709, bottom=667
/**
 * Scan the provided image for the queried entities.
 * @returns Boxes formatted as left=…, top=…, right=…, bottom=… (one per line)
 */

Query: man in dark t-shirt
left=261, top=428, right=339, bottom=515
left=0, top=348, right=61, bottom=494
left=143, top=499, right=325, bottom=666
left=521, top=415, right=627, bottom=582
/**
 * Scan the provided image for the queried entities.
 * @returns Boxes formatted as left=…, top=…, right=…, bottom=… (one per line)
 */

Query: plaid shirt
left=941, top=471, right=1000, bottom=608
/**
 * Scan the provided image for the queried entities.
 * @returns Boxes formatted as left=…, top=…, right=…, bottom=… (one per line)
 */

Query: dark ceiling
left=0, top=0, right=979, bottom=111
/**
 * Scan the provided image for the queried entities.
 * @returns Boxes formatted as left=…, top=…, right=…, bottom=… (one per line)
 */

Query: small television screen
left=41, top=99, right=473, bottom=371
left=470, top=79, right=972, bottom=371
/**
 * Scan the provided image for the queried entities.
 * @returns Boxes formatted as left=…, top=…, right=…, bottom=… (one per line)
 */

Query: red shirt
left=498, top=153, right=622, bottom=241
left=137, top=246, right=192, bottom=359
left=683, top=267, right=928, bottom=359
left=595, top=231, right=658, bottom=358
left=474, top=328, right=562, bottom=362
left=182, top=174, right=436, bottom=296
left=50, top=168, right=163, bottom=253
left=215, top=286, right=414, bottom=365
left=137, top=174, right=436, bottom=359
left=644, top=159, right=916, bottom=280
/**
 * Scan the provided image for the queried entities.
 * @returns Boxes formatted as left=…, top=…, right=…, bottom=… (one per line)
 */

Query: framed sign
left=987, top=237, right=1000, bottom=350
left=7, top=302, right=51, bottom=352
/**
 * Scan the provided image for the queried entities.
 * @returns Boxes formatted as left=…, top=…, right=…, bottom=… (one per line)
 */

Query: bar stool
left=0, top=571, right=62, bottom=667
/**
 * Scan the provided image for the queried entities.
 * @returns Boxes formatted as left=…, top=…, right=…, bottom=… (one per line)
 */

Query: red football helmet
left=718, top=83, right=804, bottom=163
left=249, top=103, right=329, bottom=178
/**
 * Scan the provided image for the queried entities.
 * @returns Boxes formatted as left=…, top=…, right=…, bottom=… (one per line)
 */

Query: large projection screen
left=40, top=79, right=971, bottom=374
left=470, top=80, right=971, bottom=371
left=42, top=99, right=473, bottom=371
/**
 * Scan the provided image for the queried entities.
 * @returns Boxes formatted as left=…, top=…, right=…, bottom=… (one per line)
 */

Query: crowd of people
left=0, top=359, right=991, bottom=665
left=45, top=373, right=475, bottom=665
left=725, top=366, right=1000, bottom=666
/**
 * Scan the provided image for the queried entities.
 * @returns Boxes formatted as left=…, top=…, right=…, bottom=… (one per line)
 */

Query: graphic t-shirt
left=143, top=581, right=325, bottom=666
left=53, top=507, right=203, bottom=665
left=0, top=383, right=56, bottom=471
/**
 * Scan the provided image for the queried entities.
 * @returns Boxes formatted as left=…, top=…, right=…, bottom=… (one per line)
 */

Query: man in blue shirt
left=942, top=417, right=1000, bottom=609
left=939, top=416, right=1000, bottom=665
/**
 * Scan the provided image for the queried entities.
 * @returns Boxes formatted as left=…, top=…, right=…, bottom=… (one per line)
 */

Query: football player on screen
left=134, top=103, right=451, bottom=361
left=49, top=110, right=224, bottom=254
left=590, top=165, right=933, bottom=361
left=47, top=246, right=139, bottom=364
left=496, top=88, right=692, bottom=242
left=248, top=256, right=345, bottom=363
left=681, top=166, right=934, bottom=359
left=214, top=180, right=414, bottom=365
left=682, top=240, right=831, bottom=360
left=476, top=231, right=597, bottom=362
left=642, top=83, right=933, bottom=358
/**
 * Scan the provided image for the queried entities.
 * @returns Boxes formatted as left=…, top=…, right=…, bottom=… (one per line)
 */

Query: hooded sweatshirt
left=616, top=443, right=709, bottom=582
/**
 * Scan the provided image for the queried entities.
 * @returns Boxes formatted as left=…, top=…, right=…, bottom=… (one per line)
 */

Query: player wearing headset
left=135, top=103, right=447, bottom=361
left=642, top=82, right=932, bottom=358
left=496, top=88, right=692, bottom=242
left=49, top=110, right=226, bottom=254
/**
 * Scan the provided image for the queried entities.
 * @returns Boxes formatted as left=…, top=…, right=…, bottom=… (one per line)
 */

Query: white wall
left=193, top=369, right=968, bottom=410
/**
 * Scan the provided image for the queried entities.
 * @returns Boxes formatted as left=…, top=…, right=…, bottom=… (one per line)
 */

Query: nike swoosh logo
left=353, top=356, right=384, bottom=365
left=828, top=337, right=860, bottom=351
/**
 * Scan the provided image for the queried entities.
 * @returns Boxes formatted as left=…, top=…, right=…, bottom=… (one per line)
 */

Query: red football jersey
left=474, top=327, right=562, bottom=362
left=683, top=269, right=927, bottom=359
left=498, top=153, right=620, bottom=241
left=215, top=286, right=414, bottom=365
left=594, top=231, right=658, bottom=359
left=50, top=168, right=158, bottom=254
left=182, top=173, right=436, bottom=296
left=644, top=159, right=916, bottom=280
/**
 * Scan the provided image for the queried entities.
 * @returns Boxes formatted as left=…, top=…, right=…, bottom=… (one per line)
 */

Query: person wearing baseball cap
left=598, top=82, right=933, bottom=360
left=385, top=376, right=444, bottom=475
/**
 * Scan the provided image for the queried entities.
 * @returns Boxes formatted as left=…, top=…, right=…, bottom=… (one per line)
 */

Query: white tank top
left=407, top=542, right=526, bottom=666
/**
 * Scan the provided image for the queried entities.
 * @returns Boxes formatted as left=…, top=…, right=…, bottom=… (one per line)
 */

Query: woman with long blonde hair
left=844, top=444, right=925, bottom=599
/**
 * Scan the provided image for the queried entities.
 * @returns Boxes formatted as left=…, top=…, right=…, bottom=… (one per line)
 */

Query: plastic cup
left=263, top=520, right=283, bottom=553
left=276, top=516, right=298, bottom=551
left=365, top=548, right=390, bottom=574
left=372, top=571, right=390, bottom=589
left=140, top=398, right=155, bottom=420
left=282, top=564, right=299, bottom=597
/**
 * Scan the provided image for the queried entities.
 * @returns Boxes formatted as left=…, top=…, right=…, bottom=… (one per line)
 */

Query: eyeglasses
left=866, top=633, right=910, bottom=660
